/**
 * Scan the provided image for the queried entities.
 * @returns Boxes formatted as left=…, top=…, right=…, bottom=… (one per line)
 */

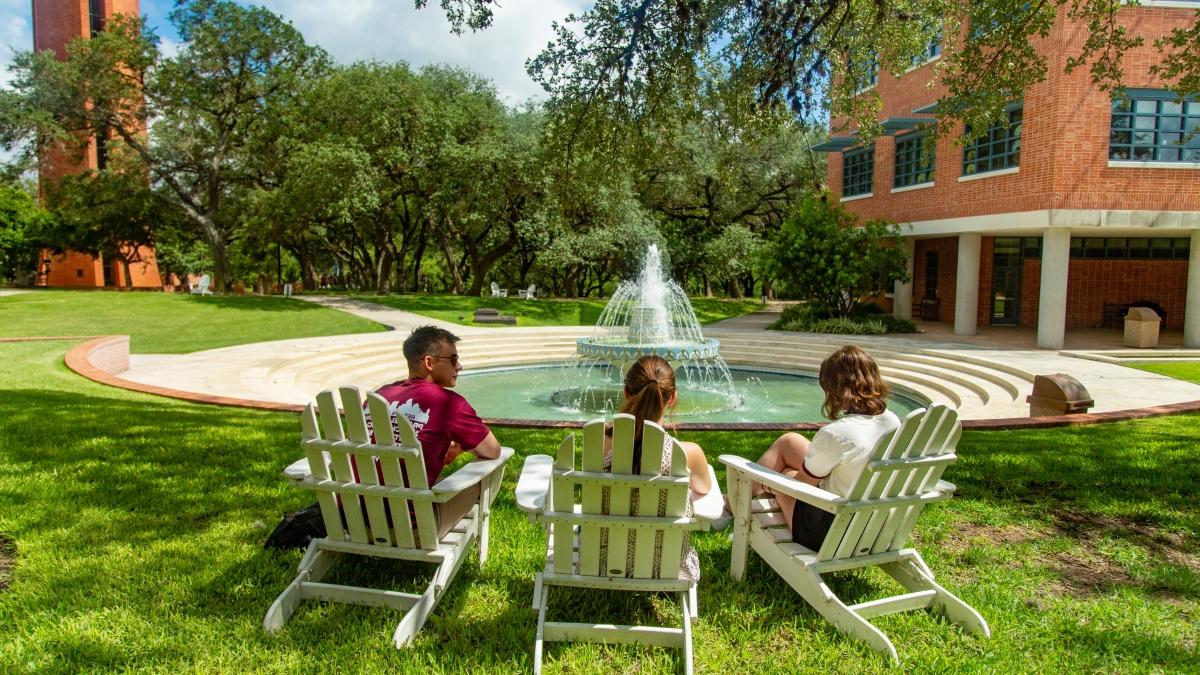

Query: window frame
left=1108, top=89, right=1200, bottom=164
left=962, top=105, right=1022, bottom=177
left=893, top=130, right=936, bottom=188
left=842, top=145, right=875, bottom=198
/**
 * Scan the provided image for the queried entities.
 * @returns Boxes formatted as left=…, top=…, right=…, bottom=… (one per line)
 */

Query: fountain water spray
left=553, top=245, right=740, bottom=416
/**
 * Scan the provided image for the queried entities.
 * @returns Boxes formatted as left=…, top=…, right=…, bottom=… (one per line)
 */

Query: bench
left=474, top=307, right=516, bottom=325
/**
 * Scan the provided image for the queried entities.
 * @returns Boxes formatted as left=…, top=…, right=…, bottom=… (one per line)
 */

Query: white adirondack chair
left=490, top=281, right=507, bottom=298
left=515, top=415, right=713, bottom=674
left=718, top=404, right=989, bottom=663
left=517, top=284, right=537, bottom=299
left=189, top=274, right=212, bottom=295
left=263, top=385, right=514, bottom=647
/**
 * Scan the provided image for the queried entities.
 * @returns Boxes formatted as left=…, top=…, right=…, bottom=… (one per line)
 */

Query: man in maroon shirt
left=374, top=325, right=501, bottom=538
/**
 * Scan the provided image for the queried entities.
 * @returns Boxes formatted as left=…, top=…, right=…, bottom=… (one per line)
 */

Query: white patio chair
left=490, top=281, right=507, bottom=298
left=189, top=274, right=212, bottom=295
left=263, top=385, right=514, bottom=647
left=517, top=284, right=537, bottom=299
left=515, top=415, right=713, bottom=674
left=718, top=404, right=989, bottom=663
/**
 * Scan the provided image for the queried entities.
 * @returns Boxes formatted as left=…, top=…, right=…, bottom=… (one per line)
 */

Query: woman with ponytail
left=754, top=345, right=900, bottom=550
left=602, top=355, right=719, bottom=581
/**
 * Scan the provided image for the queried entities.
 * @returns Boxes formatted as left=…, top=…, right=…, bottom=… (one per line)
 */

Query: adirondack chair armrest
left=935, top=479, right=957, bottom=495
left=430, top=447, right=515, bottom=501
left=283, top=457, right=310, bottom=482
left=719, top=455, right=844, bottom=511
left=514, top=454, right=554, bottom=514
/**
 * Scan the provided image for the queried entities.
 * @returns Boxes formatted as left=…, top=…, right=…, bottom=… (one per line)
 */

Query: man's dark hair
left=403, top=325, right=460, bottom=369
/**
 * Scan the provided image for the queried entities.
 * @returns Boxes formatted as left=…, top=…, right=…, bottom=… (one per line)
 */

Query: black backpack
left=264, top=502, right=326, bottom=550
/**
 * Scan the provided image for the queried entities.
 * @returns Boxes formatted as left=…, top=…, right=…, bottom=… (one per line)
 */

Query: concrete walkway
left=293, top=295, right=468, bottom=333
left=0, top=289, right=32, bottom=297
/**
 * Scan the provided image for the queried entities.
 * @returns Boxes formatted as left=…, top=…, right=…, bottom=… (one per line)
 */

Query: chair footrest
left=299, top=581, right=421, bottom=610
left=542, top=621, right=685, bottom=648
left=849, top=589, right=937, bottom=619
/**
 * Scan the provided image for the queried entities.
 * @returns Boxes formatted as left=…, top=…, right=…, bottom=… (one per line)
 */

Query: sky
left=1, top=0, right=590, bottom=103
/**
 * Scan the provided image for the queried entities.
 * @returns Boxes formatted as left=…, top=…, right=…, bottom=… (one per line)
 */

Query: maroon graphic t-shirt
left=372, top=377, right=491, bottom=487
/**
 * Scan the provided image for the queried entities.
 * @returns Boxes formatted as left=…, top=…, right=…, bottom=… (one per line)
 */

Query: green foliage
left=772, top=304, right=916, bottom=335
left=357, top=293, right=761, bottom=328
left=761, top=198, right=909, bottom=317
left=525, top=0, right=1195, bottom=143
left=0, top=181, right=49, bottom=284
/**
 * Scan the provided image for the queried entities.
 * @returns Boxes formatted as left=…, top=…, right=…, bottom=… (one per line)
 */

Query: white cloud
left=254, top=0, right=589, bottom=105
left=0, top=0, right=33, bottom=89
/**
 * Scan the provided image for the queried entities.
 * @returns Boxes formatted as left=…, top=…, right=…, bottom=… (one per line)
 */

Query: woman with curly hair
left=755, top=345, right=900, bottom=550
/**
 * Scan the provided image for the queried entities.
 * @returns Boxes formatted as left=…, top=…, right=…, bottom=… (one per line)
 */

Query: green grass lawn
left=1, top=336, right=1197, bottom=671
left=0, top=290, right=387, bottom=353
left=355, top=293, right=764, bottom=327
left=1124, top=361, right=1200, bottom=386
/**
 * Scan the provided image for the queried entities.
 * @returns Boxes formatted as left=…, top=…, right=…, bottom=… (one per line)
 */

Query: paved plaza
left=106, top=296, right=1200, bottom=422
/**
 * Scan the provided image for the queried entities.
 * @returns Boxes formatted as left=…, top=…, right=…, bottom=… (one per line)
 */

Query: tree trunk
left=437, top=231, right=465, bottom=295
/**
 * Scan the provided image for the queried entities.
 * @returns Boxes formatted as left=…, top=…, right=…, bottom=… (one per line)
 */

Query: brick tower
left=32, top=0, right=163, bottom=289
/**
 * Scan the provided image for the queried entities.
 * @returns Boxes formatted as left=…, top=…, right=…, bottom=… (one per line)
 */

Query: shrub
left=771, top=303, right=917, bottom=335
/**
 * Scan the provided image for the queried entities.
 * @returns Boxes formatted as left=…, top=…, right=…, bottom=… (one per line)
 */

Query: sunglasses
left=429, top=354, right=460, bottom=366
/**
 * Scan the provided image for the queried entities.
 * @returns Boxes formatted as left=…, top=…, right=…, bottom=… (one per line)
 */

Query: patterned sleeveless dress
left=599, top=433, right=702, bottom=582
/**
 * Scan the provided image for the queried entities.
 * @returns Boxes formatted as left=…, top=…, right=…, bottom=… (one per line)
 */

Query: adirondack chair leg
left=263, top=571, right=306, bottom=633
left=881, top=554, right=991, bottom=637
left=727, top=473, right=752, bottom=582
left=533, top=583, right=550, bottom=674
left=679, top=590, right=694, bottom=675
left=531, top=572, right=544, bottom=611
left=264, top=544, right=340, bottom=633
left=304, top=542, right=338, bottom=582
left=757, top=536, right=899, bottom=662
left=478, top=487, right=492, bottom=565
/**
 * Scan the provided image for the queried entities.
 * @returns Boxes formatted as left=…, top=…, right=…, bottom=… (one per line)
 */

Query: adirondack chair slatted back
left=816, top=405, right=960, bottom=562
left=551, top=414, right=690, bottom=580
left=301, top=386, right=440, bottom=550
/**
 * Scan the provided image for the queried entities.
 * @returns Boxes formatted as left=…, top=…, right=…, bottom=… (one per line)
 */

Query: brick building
left=32, top=0, right=162, bottom=289
left=817, top=2, right=1200, bottom=348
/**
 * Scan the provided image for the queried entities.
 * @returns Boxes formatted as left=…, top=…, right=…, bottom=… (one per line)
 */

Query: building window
left=962, top=106, right=1022, bottom=176
left=89, top=0, right=105, bottom=37
left=1109, top=92, right=1200, bottom=162
left=912, top=31, right=942, bottom=67
left=842, top=146, right=874, bottom=197
left=894, top=131, right=935, bottom=187
left=1070, top=237, right=1190, bottom=260
left=848, top=49, right=879, bottom=91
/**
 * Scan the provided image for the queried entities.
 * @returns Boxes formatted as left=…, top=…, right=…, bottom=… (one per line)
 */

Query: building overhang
left=811, top=136, right=859, bottom=152
left=882, top=117, right=934, bottom=134
left=897, top=209, right=1200, bottom=238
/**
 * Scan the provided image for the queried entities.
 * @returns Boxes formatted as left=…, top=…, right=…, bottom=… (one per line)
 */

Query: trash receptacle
left=1123, top=306, right=1161, bottom=348
left=1026, top=373, right=1094, bottom=416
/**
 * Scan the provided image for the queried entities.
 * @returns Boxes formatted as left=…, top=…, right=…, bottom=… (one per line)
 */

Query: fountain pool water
left=454, top=363, right=924, bottom=423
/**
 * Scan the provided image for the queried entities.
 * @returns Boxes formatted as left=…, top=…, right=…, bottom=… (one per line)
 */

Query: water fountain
left=550, top=245, right=741, bottom=416
left=451, top=245, right=924, bottom=423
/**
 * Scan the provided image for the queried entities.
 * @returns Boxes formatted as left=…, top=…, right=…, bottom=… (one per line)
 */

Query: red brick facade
left=33, top=0, right=163, bottom=289
left=830, top=6, right=1199, bottom=335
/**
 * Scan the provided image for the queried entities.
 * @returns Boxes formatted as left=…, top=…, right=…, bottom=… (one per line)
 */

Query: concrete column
left=894, top=237, right=915, bottom=321
left=1037, top=228, right=1071, bottom=350
left=1185, top=230, right=1200, bottom=348
left=954, top=234, right=981, bottom=336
